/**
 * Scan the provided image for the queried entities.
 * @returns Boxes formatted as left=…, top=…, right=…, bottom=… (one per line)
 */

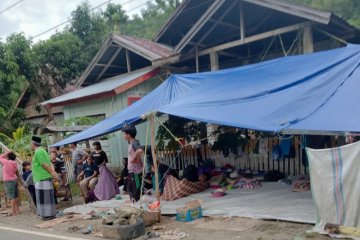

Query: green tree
left=69, top=2, right=110, bottom=65
left=0, top=34, right=32, bottom=135
left=102, top=3, right=128, bottom=33
left=123, top=0, right=180, bottom=39
left=33, top=32, right=84, bottom=88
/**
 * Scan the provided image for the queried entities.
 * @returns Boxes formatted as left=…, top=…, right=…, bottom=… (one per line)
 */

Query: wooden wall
left=63, top=76, right=163, bottom=168
left=157, top=137, right=308, bottom=176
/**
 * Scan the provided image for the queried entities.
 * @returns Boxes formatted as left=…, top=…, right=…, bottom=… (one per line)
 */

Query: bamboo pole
left=149, top=115, right=160, bottom=201
left=149, top=114, right=161, bottom=223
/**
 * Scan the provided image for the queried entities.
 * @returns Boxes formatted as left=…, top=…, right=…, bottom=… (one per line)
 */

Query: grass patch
left=70, top=182, right=82, bottom=197
left=305, top=232, right=317, bottom=238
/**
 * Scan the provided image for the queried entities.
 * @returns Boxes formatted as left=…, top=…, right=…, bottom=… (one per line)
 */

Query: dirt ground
left=0, top=196, right=346, bottom=240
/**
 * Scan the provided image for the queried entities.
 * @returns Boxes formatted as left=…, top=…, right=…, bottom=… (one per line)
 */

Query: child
left=0, top=151, right=21, bottom=216
left=122, top=125, right=143, bottom=202
left=22, top=161, right=36, bottom=206
left=77, top=155, right=98, bottom=201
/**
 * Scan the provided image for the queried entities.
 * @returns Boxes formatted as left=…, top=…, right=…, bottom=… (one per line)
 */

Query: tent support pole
left=149, top=114, right=161, bottom=222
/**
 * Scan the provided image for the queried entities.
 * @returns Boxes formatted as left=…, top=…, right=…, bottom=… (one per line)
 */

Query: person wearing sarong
left=86, top=159, right=119, bottom=203
left=31, top=136, right=57, bottom=221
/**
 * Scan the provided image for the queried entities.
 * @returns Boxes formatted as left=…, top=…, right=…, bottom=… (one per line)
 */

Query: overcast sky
left=0, top=0, right=148, bottom=42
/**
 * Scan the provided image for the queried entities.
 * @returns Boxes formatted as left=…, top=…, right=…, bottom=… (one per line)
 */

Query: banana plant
left=0, top=126, right=32, bottom=161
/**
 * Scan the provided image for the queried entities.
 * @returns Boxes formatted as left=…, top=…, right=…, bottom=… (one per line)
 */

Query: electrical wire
left=30, top=0, right=153, bottom=40
left=0, top=0, right=24, bottom=15
left=30, top=0, right=113, bottom=39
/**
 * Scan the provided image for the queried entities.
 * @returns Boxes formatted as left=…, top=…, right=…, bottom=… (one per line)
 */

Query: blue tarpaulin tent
left=53, top=44, right=360, bottom=146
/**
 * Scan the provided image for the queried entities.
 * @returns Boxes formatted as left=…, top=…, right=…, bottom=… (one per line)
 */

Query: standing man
left=31, top=136, right=57, bottom=221
left=122, top=125, right=143, bottom=202
left=70, top=142, right=85, bottom=181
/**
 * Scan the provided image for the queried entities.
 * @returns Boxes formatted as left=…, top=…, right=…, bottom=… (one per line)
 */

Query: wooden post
left=195, top=47, right=199, bottom=73
left=303, top=23, right=313, bottom=53
left=210, top=50, right=219, bottom=71
left=149, top=114, right=161, bottom=223
left=126, top=49, right=131, bottom=73
left=240, top=1, right=245, bottom=43
left=149, top=115, right=160, bottom=201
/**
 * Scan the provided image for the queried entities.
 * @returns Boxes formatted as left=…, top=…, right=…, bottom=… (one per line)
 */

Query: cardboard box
left=176, top=200, right=202, bottom=222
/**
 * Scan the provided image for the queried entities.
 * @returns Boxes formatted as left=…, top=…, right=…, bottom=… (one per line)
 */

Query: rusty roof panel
left=112, top=34, right=174, bottom=60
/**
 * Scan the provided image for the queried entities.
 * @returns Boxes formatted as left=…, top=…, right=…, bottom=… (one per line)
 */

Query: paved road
left=0, top=229, right=53, bottom=240
left=0, top=225, right=90, bottom=240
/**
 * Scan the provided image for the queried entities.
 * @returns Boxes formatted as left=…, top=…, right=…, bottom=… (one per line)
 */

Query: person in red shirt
left=0, top=151, right=21, bottom=216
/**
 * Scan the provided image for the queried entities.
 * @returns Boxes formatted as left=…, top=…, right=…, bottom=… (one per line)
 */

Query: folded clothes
left=233, top=177, right=261, bottom=189
left=279, top=176, right=296, bottom=185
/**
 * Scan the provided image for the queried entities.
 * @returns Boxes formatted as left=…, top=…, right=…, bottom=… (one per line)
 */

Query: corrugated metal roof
left=75, top=35, right=174, bottom=88
left=242, top=0, right=332, bottom=24
left=154, top=0, right=360, bottom=48
left=112, top=34, right=174, bottom=60
left=42, top=67, right=158, bottom=107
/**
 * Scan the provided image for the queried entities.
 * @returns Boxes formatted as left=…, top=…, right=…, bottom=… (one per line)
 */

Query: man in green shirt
left=31, top=136, right=57, bottom=220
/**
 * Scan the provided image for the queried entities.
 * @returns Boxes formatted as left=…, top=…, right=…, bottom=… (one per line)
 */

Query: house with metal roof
left=42, top=34, right=172, bottom=165
left=43, top=0, right=360, bottom=167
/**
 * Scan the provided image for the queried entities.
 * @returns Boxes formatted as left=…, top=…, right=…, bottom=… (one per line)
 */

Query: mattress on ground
left=162, top=182, right=315, bottom=224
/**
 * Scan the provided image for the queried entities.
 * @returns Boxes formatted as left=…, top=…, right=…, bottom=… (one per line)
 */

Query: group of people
left=0, top=124, right=210, bottom=220
left=0, top=136, right=58, bottom=219
left=70, top=141, right=119, bottom=203
left=0, top=136, right=119, bottom=220
left=119, top=125, right=211, bottom=202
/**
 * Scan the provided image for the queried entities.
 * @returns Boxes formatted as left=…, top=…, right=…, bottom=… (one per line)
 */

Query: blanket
left=307, top=141, right=360, bottom=239
left=161, top=176, right=208, bottom=201
left=94, top=165, right=119, bottom=201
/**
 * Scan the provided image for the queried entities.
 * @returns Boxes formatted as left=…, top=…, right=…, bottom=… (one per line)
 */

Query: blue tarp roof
left=53, top=44, right=360, bottom=146
left=52, top=73, right=204, bottom=146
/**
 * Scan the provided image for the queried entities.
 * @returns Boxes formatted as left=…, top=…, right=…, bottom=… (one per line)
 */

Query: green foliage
left=211, top=128, right=248, bottom=157
left=33, top=32, right=84, bottom=88
left=64, top=116, right=105, bottom=126
left=0, top=33, right=32, bottom=135
left=103, top=2, right=129, bottom=33
left=0, top=126, right=32, bottom=160
left=156, top=115, right=205, bottom=150
left=122, top=0, right=180, bottom=39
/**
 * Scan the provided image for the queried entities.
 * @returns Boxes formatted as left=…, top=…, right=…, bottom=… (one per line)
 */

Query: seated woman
left=161, top=172, right=210, bottom=201
left=77, top=155, right=99, bottom=200
left=86, top=158, right=119, bottom=203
